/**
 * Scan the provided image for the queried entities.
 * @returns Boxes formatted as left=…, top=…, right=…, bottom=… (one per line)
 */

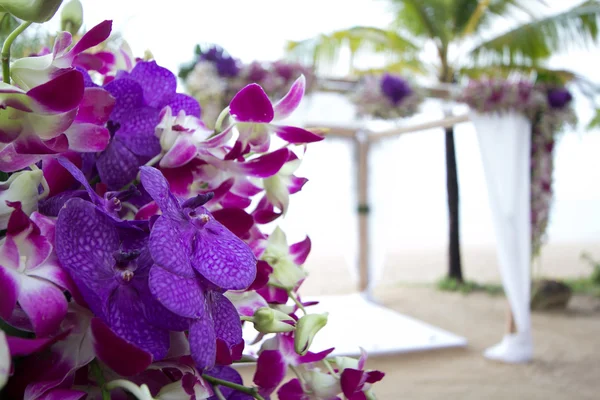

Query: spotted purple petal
left=148, top=216, right=195, bottom=277
left=191, top=216, right=256, bottom=290
left=189, top=317, right=216, bottom=370
left=115, top=106, right=161, bottom=157
left=129, top=61, right=177, bottom=108
left=229, top=84, right=274, bottom=123
left=148, top=264, right=205, bottom=318
left=205, top=366, right=245, bottom=400
left=208, top=292, right=242, bottom=351
left=167, top=93, right=201, bottom=118
left=96, top=139, right=140, bottom=189
left=107, top=287, right=170, bottom=360
left=137, top=278, right=192, bottom=332
left=139, top=166, right=182, bottom=220
left=103, top=78, right=145, bottom=123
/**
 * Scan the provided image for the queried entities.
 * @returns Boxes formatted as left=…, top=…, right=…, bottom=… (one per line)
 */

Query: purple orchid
left=96, top=60, right=201, bottom=189
left=205, top=366, right=253, bottom=400
left=0, top=203, right=75, bottom=337
left=546, top=87, right=573, bottom=109
left=55, top=196, right=189, bottom=361
left=200, top=46, right=241, bottom=78
left=227, top=76, right=324, bottom=152
left=139, top=166, right=256, bottom=369
left=380, top=73, right=412, bottom=105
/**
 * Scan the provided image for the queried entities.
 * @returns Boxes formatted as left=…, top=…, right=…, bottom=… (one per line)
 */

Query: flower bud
left=0, top=0, right=63, bottom=23
left=304, top=369, right=341, bottom=399
left=60, top=0, right=83, bottom=35
left=294, top=313, right=328, bottom=355
left=0, top=170, right=43, bottom=230
left=253, top=307, right=295, bottom=334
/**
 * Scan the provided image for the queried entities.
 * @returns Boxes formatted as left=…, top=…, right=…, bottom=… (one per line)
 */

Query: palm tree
left=286, top=0, right=600, bottom=283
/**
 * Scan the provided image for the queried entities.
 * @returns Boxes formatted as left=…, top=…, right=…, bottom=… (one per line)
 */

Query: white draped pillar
left=471, top=112, right=532, bottom=336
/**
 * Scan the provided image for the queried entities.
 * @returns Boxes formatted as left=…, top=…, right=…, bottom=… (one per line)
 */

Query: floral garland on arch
left=458, top=79, right=577, bottom=258
left=179, top=44, right=317, bottom=128
left=0, top=4, right=384, bottom=400
left=350, top=73, right=424, bottom=120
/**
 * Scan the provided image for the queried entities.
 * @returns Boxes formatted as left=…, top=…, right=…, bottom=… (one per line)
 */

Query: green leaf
left=469, top=1, right=600, bottom=65
left=587, top=108, right=600, bottom=129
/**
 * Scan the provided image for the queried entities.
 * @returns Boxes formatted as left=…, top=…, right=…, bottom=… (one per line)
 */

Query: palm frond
left=469, top=1, right=600, bottom=64
left=388, top=0, right=452, bottom=45
left=285, top=26, right=419, bottom=74
left=454, top=0, right=546, bottom=36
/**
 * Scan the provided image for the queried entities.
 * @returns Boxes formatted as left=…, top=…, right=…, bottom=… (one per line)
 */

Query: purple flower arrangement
left=0, top=10, right=383, bottom=400
left=180, top=45, right=317, bottom=128
left=459, top=79, right=577, bottom=257
left=351, top=73, right=424, bottom=120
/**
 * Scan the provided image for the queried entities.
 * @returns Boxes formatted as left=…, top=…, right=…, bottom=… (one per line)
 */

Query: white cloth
left=471, top=112, right=532, bottom=335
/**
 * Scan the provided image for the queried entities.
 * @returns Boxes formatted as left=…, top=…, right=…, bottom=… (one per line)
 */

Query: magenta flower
left=254, top=333, right=334, bottom=397
left=55, top=197, right=189, bottom=360
left=336, top=350, right=385, bottom=400
left=0, top=203, right=74, bottom=337
left=227, top=76, right=323, bottom=152
left=96, top=61, right=201, bottom=189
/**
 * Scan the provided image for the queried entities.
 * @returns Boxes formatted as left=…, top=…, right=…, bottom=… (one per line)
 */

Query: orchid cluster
left=351, top=73, right=423, bottom=120
left=0, top=5, right=384, bottom=400
left=459, top=79, right=577, bottom=257
left=179, top=44, right=316, bottom=128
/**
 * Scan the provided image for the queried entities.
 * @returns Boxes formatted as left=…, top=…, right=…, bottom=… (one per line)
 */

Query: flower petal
left=0, top=266, right=19, bottom=321
left=290, top=237, right=311, bottom=266
left=274, top=125, right=324, bottom=144
left=27, top=70, right=84, bottom=113
left=103, top=78, right=145, bottom=122
left=167, top=93, right=201, bottom=118
left=64, top=123, right=111, bottom=152
left=224, top=290, right=268, bottom=317
left=107, top=287, right=170, bottom=361
left=189, top=317, right=216, bottom=370
left=211, top=208, right=254, bottom=238
left=90, top=317, right=153, bottom=376
left=160, top=135, right=197, bottom=169
left=18, top=276, right=67, bottom=337
left=229, top=84, right=274, bottom=123
left=129, top=61, right=177, bottom=108
left=191, top=216, right=256, bottom=290
left=273, top=75, right=305, bottom=120
left=248, top=260, right=273, bottom=291
left=254, top=349, right=286, bottom=393
left=208, top=292, right=242, bottom=351
left=56, top=156, right=102, bottom=203
left=148, top=216, right=195, bottom=277
left=75, top=87, right=115, bottom=124
left=139, top=166, right=182, bottom=220
left=66, top=20, right=113, bottom=60
left=236, top=148, right=289, bottom=178
left=116, top=106, right=161, bottom=157
left=277, top=379, right=305, bottom=400
left=148, top=264, right=205, bottom=318
left=96, top=139, right=140, bottom=190
left=340, top=368, right=367, bottom=399
left=0, top=145, right=41, bottom=172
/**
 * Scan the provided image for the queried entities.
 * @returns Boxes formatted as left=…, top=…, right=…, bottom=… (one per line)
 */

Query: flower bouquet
left=0, top=2, right=384, bottom=399
left=350, top=73, right=423, bottom=120
left=459, top=79, right=577, bottom=258
left=179, top=44, right=317, bottom=128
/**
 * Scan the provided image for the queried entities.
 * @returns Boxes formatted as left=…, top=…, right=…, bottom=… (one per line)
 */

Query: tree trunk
left=445, top=125, right=463, bottom=282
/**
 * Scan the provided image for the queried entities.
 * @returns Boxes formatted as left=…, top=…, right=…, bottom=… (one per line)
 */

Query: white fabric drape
left=471, top=112, right=532, bottom=334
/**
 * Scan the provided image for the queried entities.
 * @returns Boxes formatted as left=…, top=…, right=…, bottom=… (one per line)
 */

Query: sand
left=237, top=241, right=600, bottom=399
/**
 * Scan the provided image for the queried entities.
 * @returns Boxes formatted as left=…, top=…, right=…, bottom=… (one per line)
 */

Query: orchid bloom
left=263, top=149, right=308, bottom=215
left=226, top=76, right=323, bottom=152
left=0, top=169, right=45, bottom=229
left=335, top=349, right=385, bottom=400
left=155, top=105, right=231, bottom=169
left=254, top=333, right=334, bottom=398
left=258, top=227, right=310, bottom=291
left=0, top=203, right=74, bottom=337
left=10, top=20, right=113, bottom=90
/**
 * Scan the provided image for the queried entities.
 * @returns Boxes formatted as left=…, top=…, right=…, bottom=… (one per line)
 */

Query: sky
left=38, top=1, right=600, bottom=262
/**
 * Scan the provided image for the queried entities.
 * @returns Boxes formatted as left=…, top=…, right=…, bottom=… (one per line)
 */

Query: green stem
left=288, top=291, right=306, bottom=315
left=2, top=20, right=32, bottom=84
left=144, top=152, right=163, bottom=167
left=322, top=358, right=339, bottom=378
left=90, top=360, right=110, bottom=400
left=214, top=106, right=230, bottom=133
left=202, top=374, right=265, bottom=400
left=212, top=385, right=227, bottom=400
left=240, top=315, right=254, bottom=322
